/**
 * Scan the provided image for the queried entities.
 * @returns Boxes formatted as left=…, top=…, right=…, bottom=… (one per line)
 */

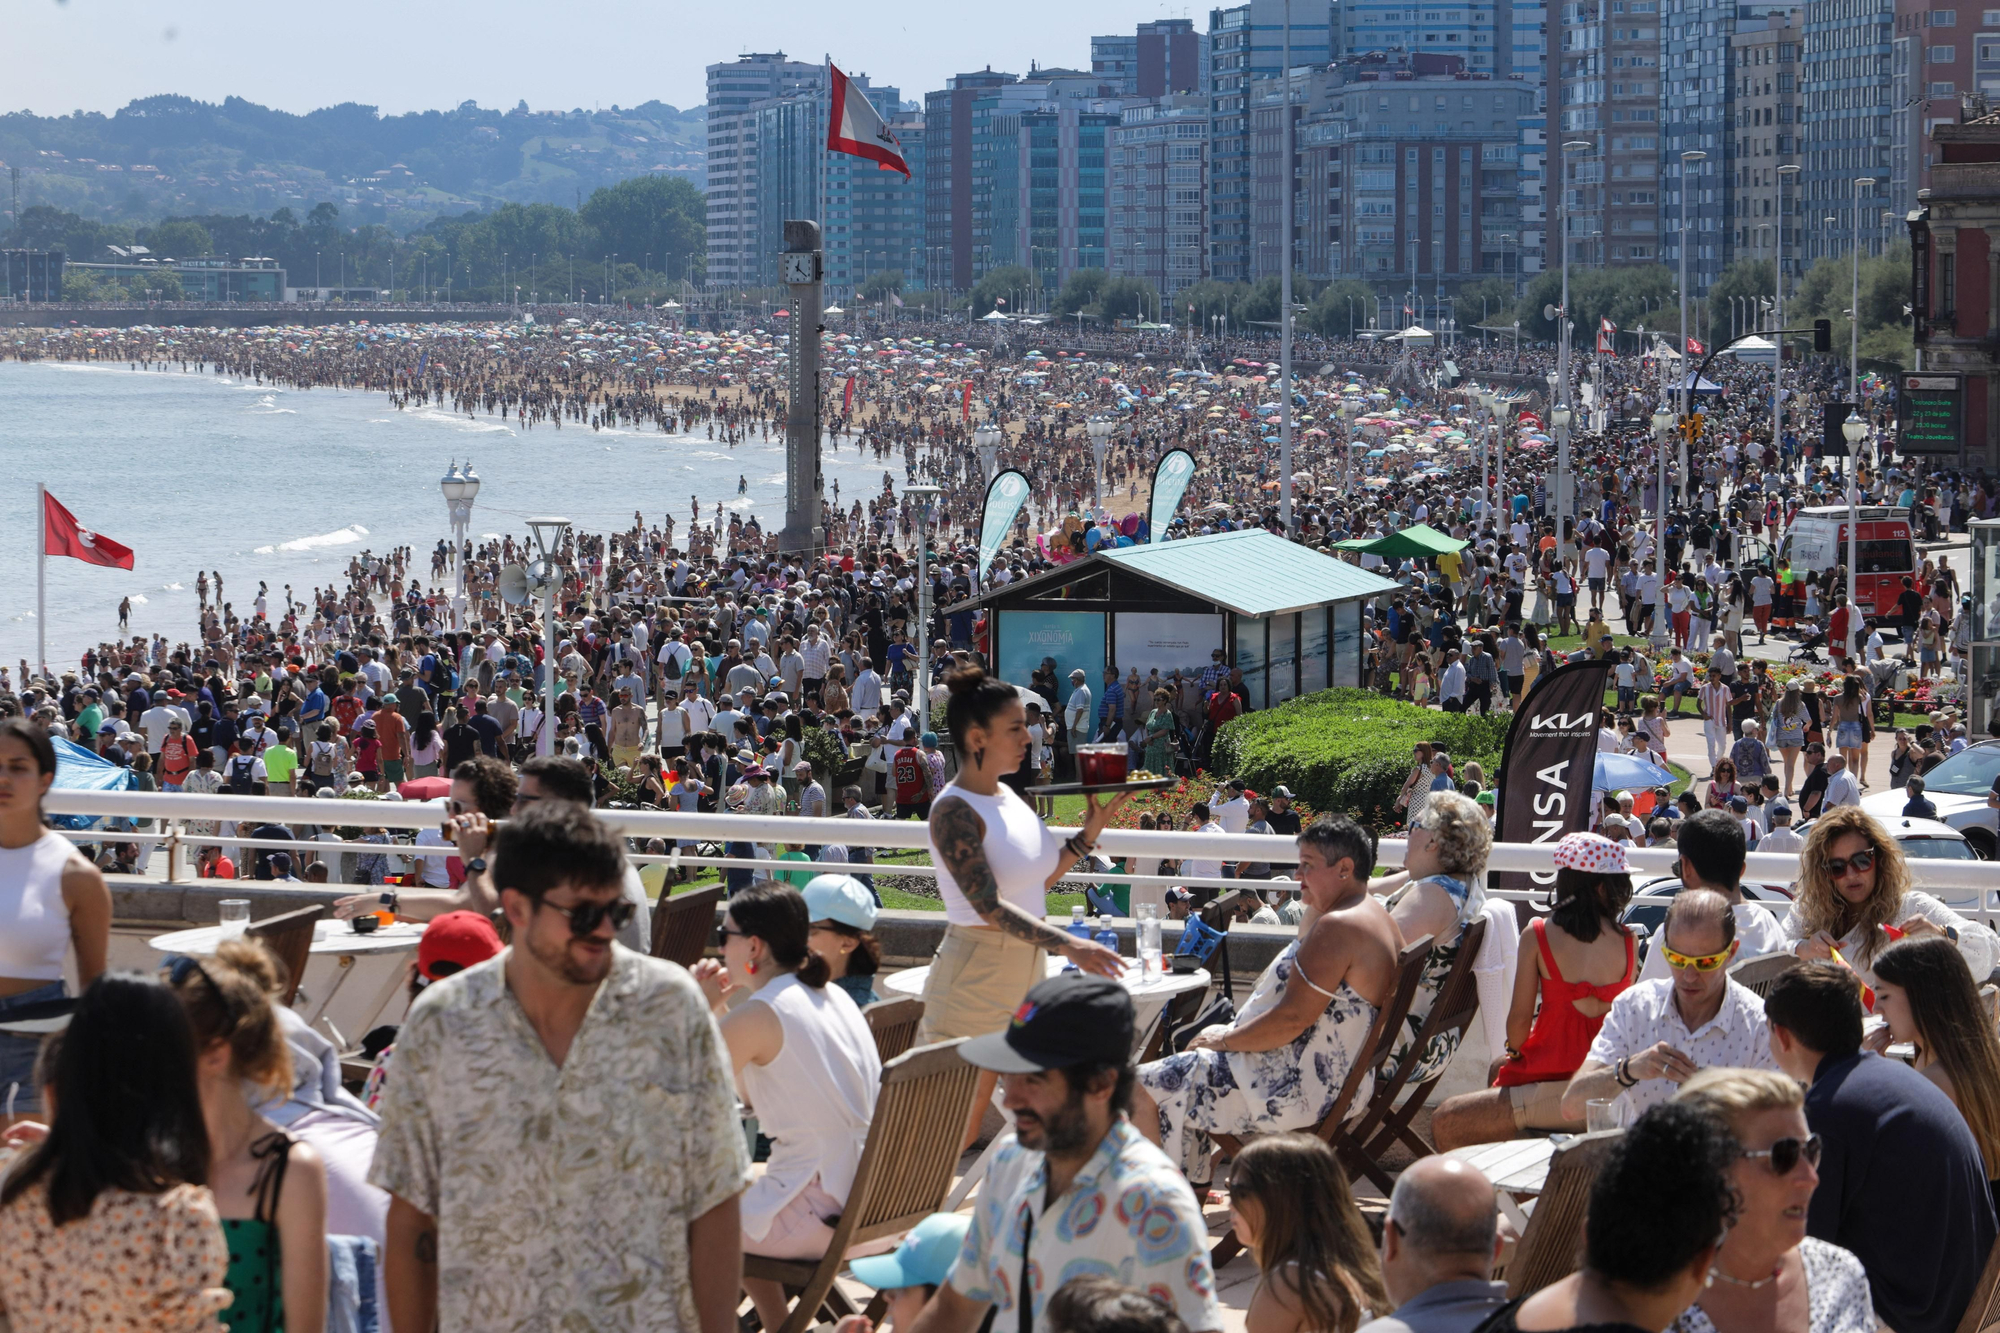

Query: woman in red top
left=1430, top=832, right=1636, bottom=1149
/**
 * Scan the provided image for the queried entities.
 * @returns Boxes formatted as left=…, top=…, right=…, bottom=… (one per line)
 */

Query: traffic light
left=1813, top=318, right=1832, bottom=353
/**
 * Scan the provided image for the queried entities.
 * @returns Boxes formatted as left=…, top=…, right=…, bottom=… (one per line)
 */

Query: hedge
left=1209, top=689, right=1512, bottom=831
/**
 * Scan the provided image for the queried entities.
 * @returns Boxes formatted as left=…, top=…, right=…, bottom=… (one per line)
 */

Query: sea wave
left=126, top=594, right=148, bottom=605
left=412, top=409, right=513, bottom=435
left=253, top=525, right=369, bottom=555
left=161, top=582, right=183, bottom=591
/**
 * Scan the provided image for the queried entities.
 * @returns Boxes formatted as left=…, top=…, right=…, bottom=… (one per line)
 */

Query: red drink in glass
left=1078, top=745, right=1128, bottom=785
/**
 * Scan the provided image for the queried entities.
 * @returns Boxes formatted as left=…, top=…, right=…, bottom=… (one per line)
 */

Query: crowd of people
left=4, top=304, right=2000, bottom=1333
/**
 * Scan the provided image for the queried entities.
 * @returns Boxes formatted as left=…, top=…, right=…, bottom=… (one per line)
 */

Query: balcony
left=1930, top=161, right=2000, bottom=201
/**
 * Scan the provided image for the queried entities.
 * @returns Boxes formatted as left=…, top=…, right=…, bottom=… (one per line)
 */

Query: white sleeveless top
left=737, top=972, right=881, bottom=1241
left=929, top=780, right=1059, bottom=926
left=0, top=830, right=74, bottom=981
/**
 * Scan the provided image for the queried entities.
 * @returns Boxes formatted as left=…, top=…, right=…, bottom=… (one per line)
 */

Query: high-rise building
left=1799, top=0, right=1895, bottom=263
left=705, top=53, right=823, bottom=288
left=924, top=69, right=1017, bottom=294
left=964, top=69, right=1122, bottom=288
left=1339, top=0, right=1549, bottom=84
left=1549, top=0, right=1664, bottom=268
left=1208, top=1, right=1336, bottom=282
left=1093, top=19, right=1206, bottom=96
left=1111, top=93, right=1210, bottom=296
left=1893, top=0, right=1977, bottom=207
left=1731, top=12, right=1803, bottom=274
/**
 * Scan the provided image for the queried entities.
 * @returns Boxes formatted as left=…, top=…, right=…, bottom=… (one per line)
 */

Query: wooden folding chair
left=1334, top=917, right=1489, bottom=1194
left=861, top=996, right=925, bottom=1065
left=246, top=904, right=325, bottom=1008
left=1504, top=1129, right=1621, bottom=1298
left=1208, top=935, right=1434, bottom=1267
left=650, top=885, right=723, bottom=967
left=1954, top=1234, right=2000, bottom=1333
left=1727, top=950, right=1799, bottom=999
left=1140, top=985, right=1212, bottom=1063
left=744, top=1039, right=982, bottom=1333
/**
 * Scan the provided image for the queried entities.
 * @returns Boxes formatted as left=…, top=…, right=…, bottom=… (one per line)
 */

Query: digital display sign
left=1897, top=372, right=1965, bottom=454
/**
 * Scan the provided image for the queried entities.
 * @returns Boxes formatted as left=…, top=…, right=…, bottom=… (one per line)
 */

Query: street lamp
left=1086, top=416, right=1114, bottom=514
left=1842, top=409, right=1868, bottom=654
left=1649, top=405, right=1676, bottom=648
left=1677, top=150, right=1707, bottom=449
left=439, top=461, right=479, bottom=630
left=907, top=484, right=942, bottom=719
left=525, top=515, right=572, bottom=757
left=973, top=420, right=1003, bottom=485
left=1851, top=178, right=1876, bottom=404
left=1556, top=139, right=1593, bottom=534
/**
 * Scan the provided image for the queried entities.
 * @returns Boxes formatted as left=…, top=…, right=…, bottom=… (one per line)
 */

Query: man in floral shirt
left=907, top=975, right=1221, bottom=1333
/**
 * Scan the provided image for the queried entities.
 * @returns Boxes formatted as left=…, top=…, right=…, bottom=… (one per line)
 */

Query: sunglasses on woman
left=1822, top=849, right=1876, bottom=878
left=1741, top=1133, right=1822, bottom=1176
left=541, top=897, right=637, bottom=938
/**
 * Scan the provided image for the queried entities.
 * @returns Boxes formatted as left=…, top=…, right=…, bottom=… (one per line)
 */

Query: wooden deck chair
left=1727, top=950, right=1800, bottom=999
left=861, top=997, right=925, bottom=1065
left=1334, top=917, right=1489, bottom=1194
left=743, top=1039, right=982, bottom=1333
left=650, top=885, right=723, bottom=967
left=1954, top=1234, right=2000, bottom=1333
left=1140, top=985, right=1213, bottom=1063
left=247, top=904, right=324, bottom=1008
left=1207, top=935, right=1435, bottom=1268
left=1503, top=1129, right=1622, bottom=1299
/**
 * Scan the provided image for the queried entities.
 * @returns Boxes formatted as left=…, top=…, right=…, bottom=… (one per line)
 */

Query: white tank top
left=0, top=830, right=75, bottom=981
left=738, top=973, right=880, bottom=1240
left=930, top=781, right=1059, bottom=927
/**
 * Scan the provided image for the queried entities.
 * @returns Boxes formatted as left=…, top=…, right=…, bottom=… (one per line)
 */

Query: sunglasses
left=716, top=923, right=749, bottom=947
left=1661, top=944, right=1734, bottom=972
left=539, top=897, right=637, bottom=938
left=1822, top=849, right=1876, bottom=878
left=1741, top=1133, right=1823, bottom=1176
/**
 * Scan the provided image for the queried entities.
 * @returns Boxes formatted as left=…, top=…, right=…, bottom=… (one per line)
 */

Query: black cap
left=960, top=974, right=1135, bottom=1073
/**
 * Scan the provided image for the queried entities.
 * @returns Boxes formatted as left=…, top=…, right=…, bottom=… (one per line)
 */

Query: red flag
left=962, top=381, right=972, bottom=423
left=42, top=490, right=133, bottom=569
left=1687, top=335, right=1706, bottom=356
left=826, top=64, right=912, bottom=179
left=843, top=375, right=855, bottom=413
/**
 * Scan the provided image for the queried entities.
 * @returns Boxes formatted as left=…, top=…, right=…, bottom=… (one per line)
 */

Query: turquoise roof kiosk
left=972, top=529, right=1402, bottom=708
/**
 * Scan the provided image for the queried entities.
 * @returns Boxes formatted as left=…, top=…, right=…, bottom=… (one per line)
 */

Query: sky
left=10, top=0, right=1206, bottom=117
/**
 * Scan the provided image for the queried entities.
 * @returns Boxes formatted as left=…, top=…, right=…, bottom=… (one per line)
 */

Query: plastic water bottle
left=1094, top=915, right=1120, bottom=956
left=1064, top=905, right=1090, bottom=969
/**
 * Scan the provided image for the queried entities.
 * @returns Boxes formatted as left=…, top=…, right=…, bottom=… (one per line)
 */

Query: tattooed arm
left=931, top=796, right=1124, bottom=976
left=385, top=1194, right=438, bottom=1333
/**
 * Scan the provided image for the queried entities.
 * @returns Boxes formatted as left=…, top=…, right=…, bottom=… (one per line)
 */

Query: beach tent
left=1332, top=522, right=1466, bottom=558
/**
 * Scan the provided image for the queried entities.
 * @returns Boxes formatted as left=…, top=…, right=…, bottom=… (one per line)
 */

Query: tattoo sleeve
left=415, top=1228, right=437, bottom=1265
left=932, top=798, right=1072, bottom=951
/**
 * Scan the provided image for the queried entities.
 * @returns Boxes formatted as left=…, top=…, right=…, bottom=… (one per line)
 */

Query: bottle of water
left=1064, top=905, right=1090, bottom=969
left=1094, top=914, right=1120, bottom=956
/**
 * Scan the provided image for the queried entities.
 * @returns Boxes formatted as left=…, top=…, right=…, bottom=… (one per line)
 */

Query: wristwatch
left=1946, top=924, right=1961, bottom=943
left=464, top=856, right=488, bottom=877
left=378, top=890, right=400, bottom=914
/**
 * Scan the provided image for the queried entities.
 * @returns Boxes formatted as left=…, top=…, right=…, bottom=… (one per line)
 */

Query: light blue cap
left=849, top=1213, right=972, bottom=1291
left=803, top=874, right=878, bottom=931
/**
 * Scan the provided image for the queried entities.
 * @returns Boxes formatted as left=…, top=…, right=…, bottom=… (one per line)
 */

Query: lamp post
left=526, top=515, right=572, bottom=757
left=1650, top=404, right=1675, bottom=648
left=1842, top=409, right=1868, bottom=654
left=1677, top=150, right=1707, bottom=453
left=973, top=420, right=1003, bottom=486
left=1851, top=178, right=1876, bottom=405
left=1086, top=415, right=1113, bottom=514
left=1556, top=140, right=1593, bottom=535
left=907, top=484, right=942, bottom=715
left=1550, top=398, right=1574, bottom=544
left=1776, top=161, right=1801, bottom=471
left=439, top=461, right=479, bottom=630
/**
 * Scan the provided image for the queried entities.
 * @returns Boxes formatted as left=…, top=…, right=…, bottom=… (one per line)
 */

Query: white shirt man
left=1209, top=785, right=1252, bottom=835
left=1065, top=675, right=1093, bottom=740
left=1823, top=756, right=1862, bottom=809
left=851, top=664, right=884, bottom=714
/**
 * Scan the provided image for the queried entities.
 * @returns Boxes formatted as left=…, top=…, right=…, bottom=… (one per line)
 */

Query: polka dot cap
left=1552, top=831, right=1627, bottom=875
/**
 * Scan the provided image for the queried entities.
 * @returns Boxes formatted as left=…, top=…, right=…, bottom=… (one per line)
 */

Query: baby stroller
left=1790, top=619, right=1828, bottom=664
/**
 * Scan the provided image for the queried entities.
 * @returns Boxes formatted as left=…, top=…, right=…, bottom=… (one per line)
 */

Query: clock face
left=784, top=253, right=817, bottom=285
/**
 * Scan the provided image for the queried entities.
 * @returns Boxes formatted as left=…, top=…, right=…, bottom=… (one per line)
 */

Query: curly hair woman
left=1782, top=805, right=1993, bottom=992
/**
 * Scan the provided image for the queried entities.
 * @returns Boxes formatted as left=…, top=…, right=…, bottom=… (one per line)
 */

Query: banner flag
left=43, top=490, right=134, bottom=569
left=1148, top=449, right=1197, bottom=543
left=826, top=64, right=912, bottom=178
left=977, top=469, right=1033, bottom=578
left=1492, top=657, right=1613, bottom=904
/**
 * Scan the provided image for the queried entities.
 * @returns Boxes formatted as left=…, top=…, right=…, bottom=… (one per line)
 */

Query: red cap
left=417, top=911, right=502, bottom=980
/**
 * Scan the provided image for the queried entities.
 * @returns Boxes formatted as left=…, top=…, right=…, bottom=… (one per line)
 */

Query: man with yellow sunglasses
left=1562, top=888, right=1784, bottom=1124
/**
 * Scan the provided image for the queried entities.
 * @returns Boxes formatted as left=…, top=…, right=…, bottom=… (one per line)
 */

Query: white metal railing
left=39, top=790, right=2000, bottom=923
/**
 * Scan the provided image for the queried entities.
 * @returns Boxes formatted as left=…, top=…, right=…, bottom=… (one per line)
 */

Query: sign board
left=1113, top=612, right=1224, bottom=685
left=1897, top=372, right=1966, bottom=454
left=994, top=610, right=1105, bottom=698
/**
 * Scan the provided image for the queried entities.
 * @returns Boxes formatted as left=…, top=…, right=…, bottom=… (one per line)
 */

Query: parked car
left=1859, top=740, right=2000, bottom=859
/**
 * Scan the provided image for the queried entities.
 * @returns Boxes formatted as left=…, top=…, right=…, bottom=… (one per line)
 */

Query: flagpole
left=36, top=482, right=46, bottom=681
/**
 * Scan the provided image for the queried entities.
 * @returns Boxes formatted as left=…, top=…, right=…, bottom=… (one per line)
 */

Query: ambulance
left=1776, top=505, right=1917, bottom=621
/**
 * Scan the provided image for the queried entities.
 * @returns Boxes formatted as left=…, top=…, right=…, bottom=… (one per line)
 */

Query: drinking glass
left=1077, top=743, right=1128, bottom=786
left=1586, top=1098, right=1623, bottom=1134
left=218, top=899, right=251, bottom=941
left=1136, top=904, right=1164, bottom=978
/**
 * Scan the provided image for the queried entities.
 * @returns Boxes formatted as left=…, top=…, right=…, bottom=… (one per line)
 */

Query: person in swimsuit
left=1429, top=832, right=1637, bottom=1149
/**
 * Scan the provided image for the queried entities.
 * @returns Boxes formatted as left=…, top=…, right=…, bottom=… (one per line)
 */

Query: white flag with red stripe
left=1597, top=317, right=1617, bottom=355
left=827, top=64, right=911, bottom=179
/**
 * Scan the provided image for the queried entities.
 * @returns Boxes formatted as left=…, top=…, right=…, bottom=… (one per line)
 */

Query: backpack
left=226, top=753, right=259, bottom=795
left=663, top=647, right=685, bottom=681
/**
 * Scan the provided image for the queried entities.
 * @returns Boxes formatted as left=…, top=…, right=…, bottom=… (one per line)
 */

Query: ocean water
left=0, top=360, right=899, bottom=671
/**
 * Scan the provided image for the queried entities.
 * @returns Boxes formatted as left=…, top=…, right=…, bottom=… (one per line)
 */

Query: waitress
left=0, top=718, right=111, bottom=1120
left=923, top=667, right=1130, bottom=1147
